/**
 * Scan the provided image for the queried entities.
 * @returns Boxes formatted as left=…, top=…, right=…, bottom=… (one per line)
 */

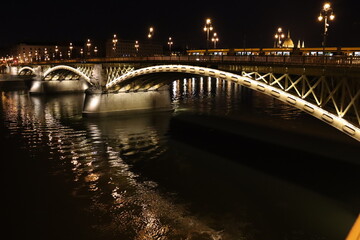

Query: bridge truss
left=241, top=71, right=360, bottom=127
left=106, top=64, right=360, bottom=141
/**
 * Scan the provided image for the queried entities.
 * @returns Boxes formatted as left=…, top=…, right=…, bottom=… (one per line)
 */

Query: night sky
left=1, top=0, right=359, bottom=50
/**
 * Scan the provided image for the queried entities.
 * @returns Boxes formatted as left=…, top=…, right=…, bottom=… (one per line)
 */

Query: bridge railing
left=17, top=55, right=360, bottom=68
left=112, top=55, right=360, bottom=67
left=175, top=55, right=360, bottom=67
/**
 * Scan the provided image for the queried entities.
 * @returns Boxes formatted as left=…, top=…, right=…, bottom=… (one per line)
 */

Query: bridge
left=6, top=55, right=360, bottom=142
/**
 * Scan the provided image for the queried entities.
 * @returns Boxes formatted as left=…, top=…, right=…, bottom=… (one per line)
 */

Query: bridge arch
left=106, top=64, right=360, bottom=142
left=43, top=65, right=92, bottom=85
left=18, top=66, right=36, bottom=75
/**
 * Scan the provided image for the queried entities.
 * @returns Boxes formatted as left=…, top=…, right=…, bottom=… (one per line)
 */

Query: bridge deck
left=19, top=55, right=360, bottom=67
left=19, top=55, right=360, bottom=77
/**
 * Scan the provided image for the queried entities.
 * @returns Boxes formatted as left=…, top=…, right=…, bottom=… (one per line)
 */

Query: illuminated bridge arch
left=43, top=65, right=92, bottom=85
left=18, top=66, right=36, bottom=75
left=106, top=64, right=360, bottom=142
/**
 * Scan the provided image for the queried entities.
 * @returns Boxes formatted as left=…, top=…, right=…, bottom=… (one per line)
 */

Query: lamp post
left=55, top=45, right=59, bottom=59
left=211, top=32, right=219, bottom=48
left=28, top=51, right=32, bottom=62
left=44, top=48, right=49, bottom=61
left=274, top=27, right=285, bottom=48
left=134, top=40, right=139, bottom=56
left=148, top=27, right=154, bottom=40
left=69, top=42, right=73, bottom=59
left=86, top=39, right=91, bottom=57
left=203, top=18, right=213, bottom=51
left=147, top=27, right=154, bottom=56
left=112, top=34, right=118, bottom=55
left=167, top=37, right=173, bottom=54
left=318, top=2, right=335, bottom=51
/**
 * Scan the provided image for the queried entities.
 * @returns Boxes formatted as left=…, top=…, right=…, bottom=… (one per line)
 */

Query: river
left=1, top=76, right=359, bottom=240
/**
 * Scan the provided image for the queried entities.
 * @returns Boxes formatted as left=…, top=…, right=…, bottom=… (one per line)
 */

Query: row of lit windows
left=190, top=51, right=360, bottom=57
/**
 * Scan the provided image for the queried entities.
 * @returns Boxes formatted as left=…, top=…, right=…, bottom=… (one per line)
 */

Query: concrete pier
left=29, top=80, right=89, bottom=94
left=83, top=86, right=172, bottom=116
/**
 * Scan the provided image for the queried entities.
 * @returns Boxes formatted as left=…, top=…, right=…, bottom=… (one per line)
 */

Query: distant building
left=106, top=38, right=163, bottom=57
left=297, top=40, right=305, bottom=48
left=282, top=31, right=294, bottom=48
left=9, top=43, right=82, bottom=63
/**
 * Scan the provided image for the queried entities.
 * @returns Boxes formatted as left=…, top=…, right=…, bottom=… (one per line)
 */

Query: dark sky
left=1, top=0, right=359, bottom=49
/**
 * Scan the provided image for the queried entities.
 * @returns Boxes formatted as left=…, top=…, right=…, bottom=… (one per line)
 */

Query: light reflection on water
left=1, top=91, right=224, bottom=239
left=1, top=78, right=359, bottom=240
left=171, top=77, right=303, bottom=120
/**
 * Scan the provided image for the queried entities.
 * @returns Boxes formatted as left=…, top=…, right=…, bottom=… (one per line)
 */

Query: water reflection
left=81, top=115, right=225, bottom=239
left=1, top=77, right=359, bottom=240
left=1, top=92, right=224, bottom=239
left=170, top=77, right=303, bottom=120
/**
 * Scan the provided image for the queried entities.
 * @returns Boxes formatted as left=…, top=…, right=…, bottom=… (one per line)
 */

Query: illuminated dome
left=282, top=31, right=294, bottom=48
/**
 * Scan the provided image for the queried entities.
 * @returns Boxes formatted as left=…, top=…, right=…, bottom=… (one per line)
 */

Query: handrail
left=15, top=55, right=360, bottom=68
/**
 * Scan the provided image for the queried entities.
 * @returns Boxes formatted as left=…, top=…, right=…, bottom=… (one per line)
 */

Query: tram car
left=187, top=47, right=360, bottom=57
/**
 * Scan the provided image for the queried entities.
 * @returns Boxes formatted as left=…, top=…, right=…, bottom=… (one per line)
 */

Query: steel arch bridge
left=105, top=64, right=360, bottom=142
left=23, top=64, right=135, bottom=85
left=42, top=65, right=93, bottom=83
left=17, top=65, right=94, bottom=82
left=18, top=66, right=36, bottom=75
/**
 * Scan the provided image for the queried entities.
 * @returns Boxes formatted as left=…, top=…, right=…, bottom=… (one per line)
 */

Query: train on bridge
left=187, top=47, right=360, bottom=57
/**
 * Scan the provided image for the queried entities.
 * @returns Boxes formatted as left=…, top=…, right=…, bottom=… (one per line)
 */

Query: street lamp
left=55, top=45, right=58, bottom=59
left=211, top=32, right=219, bottom=48
left=203, top=18, right=213, bottom=50
left=94, top=46, right=98, bottom=56
left=134, top=40, right=139, bottom=56
left=69, top=42, right=73, bottom=58
left=28, top=51, right=32, bottom=62
left=274, top=27, right=285, bottom=48
left=148, top=27, right=154, bottom=39
left=112, top=34, right=118, bottom=53
left=318, top=2, right=335, bottom=50
left=44, top=48, right=49, bottom=61
left=167, top=37, right=173, bottom=54
left=86, top=39, right=91, bottom=57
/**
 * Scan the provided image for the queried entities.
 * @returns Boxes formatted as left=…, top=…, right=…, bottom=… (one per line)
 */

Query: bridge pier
left=29, top=80, right=89, bottom=94
left=82, top=86, right=172, bottom=116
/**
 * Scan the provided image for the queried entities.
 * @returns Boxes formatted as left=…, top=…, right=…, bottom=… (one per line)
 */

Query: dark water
left=1, top=77, right=360, bottom=240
